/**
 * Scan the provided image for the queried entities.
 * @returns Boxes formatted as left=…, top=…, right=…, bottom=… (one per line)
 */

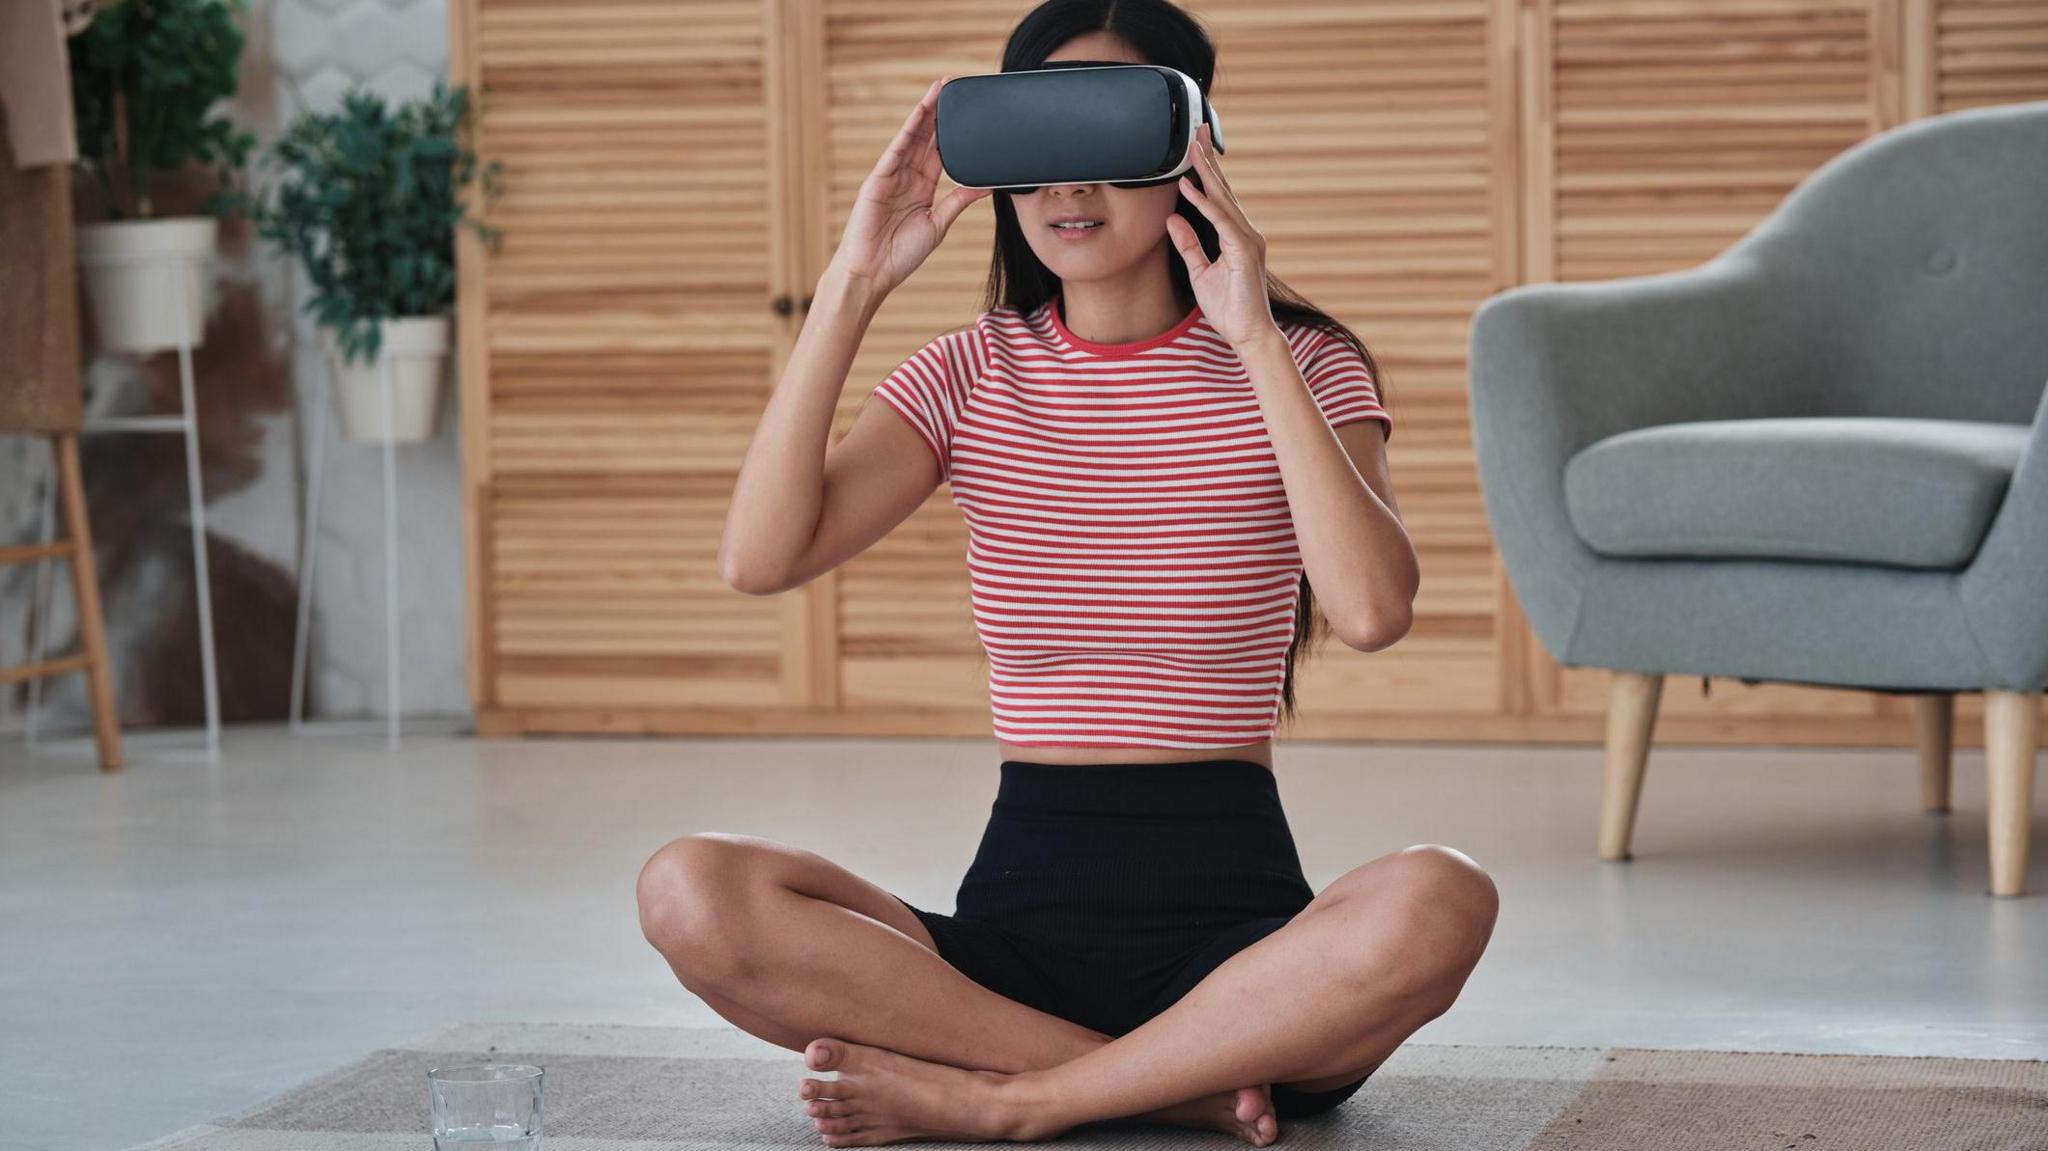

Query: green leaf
left=241, top=82, right=498, bottom=352
left=69, top=0, right=255, bottom=220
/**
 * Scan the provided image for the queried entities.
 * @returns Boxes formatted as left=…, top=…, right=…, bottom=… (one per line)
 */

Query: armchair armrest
left=1959, top=381, right=2048, bottom=690
left=1466, top=253, right=1831, bottom=663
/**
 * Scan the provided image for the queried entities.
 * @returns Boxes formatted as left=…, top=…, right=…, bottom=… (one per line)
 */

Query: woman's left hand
left=1167, top=123, right=1281, bottom=353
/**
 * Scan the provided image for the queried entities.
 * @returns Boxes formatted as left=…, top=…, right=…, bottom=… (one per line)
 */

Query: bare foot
left=1133, top=1084, right=1278, bottom=1147
left=795, top=1037, right=1279, bottom=1148
left=796, top=1036, right=1020, bottom=1146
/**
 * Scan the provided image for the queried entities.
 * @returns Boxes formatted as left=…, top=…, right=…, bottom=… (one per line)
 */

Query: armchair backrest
left=1723, top=99, right=2048, bottom=425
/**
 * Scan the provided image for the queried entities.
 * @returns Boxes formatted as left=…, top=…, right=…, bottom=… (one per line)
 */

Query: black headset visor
left=934, top=62, right=1224, bottom=195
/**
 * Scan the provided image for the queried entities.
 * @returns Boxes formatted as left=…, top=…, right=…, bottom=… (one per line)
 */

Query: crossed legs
left=637, top=832, right=1498, bottom=1146
left=636, top=833, right=1272, bottom=1142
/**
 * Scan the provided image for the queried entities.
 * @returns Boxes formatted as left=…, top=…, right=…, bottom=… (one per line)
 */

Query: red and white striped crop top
left=866, top=297, right=1391, bottom=750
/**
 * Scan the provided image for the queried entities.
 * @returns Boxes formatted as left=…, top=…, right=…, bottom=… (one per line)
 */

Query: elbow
left=1336, top=601, right=1413, bottom=653
left=719, top=549, right=787, bottom=597
left=1330, top=550, right=1420, bottom=652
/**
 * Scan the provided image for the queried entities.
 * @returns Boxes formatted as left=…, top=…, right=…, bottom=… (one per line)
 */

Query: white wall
left=0, top=0, right=469, bottom=735
left=269, top=0, right=469, bottom=720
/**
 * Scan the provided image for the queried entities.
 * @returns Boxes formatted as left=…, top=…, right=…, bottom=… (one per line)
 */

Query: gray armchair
left=1468, top=100, right=2048, bottom=897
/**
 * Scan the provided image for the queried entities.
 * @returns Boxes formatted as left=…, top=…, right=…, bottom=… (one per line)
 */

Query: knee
left=635, top=832, right=765, bottom=985
left=1380, top=845, right=1499, bottom=1004
left=1389, top=844, right=1498, bottom=935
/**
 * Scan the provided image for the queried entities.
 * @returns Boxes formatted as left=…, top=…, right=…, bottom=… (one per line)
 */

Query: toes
left=835, top=1125, right=906, bottom=1147
left=805, top=1037, right=846, bottom=1072
left=807, top=1098, right=853, bottom=1118
left=1234, top=1087, right=1263, bottom=1123
left=814, top=1117, right=859, bottom=1135
left=799, top=1077, right=841, bottom=1101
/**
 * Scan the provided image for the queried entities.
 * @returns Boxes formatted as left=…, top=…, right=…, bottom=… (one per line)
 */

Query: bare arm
left=717, top=76, right=989, bottom=595
left=719, top=269, right=948, bottom=595
left=1239, top=332, right=1416, bottom=652
left=1166, top=120, right=1415, bottom=652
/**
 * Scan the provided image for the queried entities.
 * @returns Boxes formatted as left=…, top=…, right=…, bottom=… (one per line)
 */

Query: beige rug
left=132, top=1022, right=2048, bottom=1150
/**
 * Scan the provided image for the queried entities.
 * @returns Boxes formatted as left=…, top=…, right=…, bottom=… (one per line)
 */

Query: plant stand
left=288, top=344, right=409, bottom=749
left=28, top=246, right=221, bottom=761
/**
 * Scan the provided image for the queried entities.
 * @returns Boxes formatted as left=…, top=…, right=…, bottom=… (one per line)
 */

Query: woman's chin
left=1038, top=251, right=1124, bottom=281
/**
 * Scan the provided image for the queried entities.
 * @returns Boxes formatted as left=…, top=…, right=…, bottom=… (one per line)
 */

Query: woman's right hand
left=829, top=77, right=991, bottom=298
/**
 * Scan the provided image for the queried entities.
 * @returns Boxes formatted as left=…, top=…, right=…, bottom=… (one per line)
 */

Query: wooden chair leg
left=1985, top=690, right=2038, bottom=898
left=1600, top=671, right=1664, bottom=861
left=54, top=433, right=123, bottom=772
left=1914, top=693, right=1954, bottom=813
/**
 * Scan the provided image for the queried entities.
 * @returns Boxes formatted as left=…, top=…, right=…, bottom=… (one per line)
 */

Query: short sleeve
left=1299, top=330, right=1392, bottom=443
left=866, top=322, right=988, bottom=482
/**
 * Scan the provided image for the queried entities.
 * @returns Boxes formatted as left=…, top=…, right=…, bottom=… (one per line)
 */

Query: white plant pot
left=327, top=316, right=450, bottom=444
left=74, top=216, right=220, bottom=354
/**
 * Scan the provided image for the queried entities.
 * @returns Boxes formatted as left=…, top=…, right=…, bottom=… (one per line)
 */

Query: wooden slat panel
left=491, top=480, right=785, bottom=706
left=1544, top=0, right=1882, bottom=719
left=1153, top=1, right=1501, bottom=723
left=1936, top=0, right=2048, bottom=108
left=470, top=0, right=784, bottom=708
left=1539, top=0, right=2048, bottom=730
left=458, top=0, right=2048, bottom=742
left=1544, top=1, right=1799, bottom=718
left=820, top=0, right=1509, bottom=722
left=819, top=0, right=1033, bottom=710
left=1550, top=0, right=1874, bottom=280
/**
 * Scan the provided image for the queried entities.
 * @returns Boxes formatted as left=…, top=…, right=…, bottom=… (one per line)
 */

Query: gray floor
left=2, top=724, right=2044, bottom=1151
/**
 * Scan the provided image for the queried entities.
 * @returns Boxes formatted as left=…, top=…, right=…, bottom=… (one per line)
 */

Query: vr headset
left=935, top=61, right=1226, bottom=194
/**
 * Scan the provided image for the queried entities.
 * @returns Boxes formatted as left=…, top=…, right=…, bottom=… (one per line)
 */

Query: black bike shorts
left=892, top=757, right=1370, bottom=1120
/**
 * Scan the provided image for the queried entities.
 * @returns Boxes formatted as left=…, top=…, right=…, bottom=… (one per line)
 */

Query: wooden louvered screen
left=456, top=0, right=2048, bottom=743
left=809, top=0, right=1515, bottom=742
left=812, top=1, right=1035, bottom=722
left=453, top=0, right=796, bottom=722
left=1529, top=0, right=1896, bottom=738
left=1545, top=0, right=1879, bottom=283
left=1200, top=2, right=1512, bottom=731
left=1517, top=0, right=2048, bottom=744
left=1927, top=0, right=2048, bottom=110
left=1886, top=0, right=2048, bottom=740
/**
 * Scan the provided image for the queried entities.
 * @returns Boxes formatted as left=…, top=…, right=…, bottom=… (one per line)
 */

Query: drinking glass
left=427, top=1063, right=544, bottom=1149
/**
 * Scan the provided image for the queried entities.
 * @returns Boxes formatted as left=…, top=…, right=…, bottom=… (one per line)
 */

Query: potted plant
left=244, top=83, right=501, bottom=443
left=68, top=0, right=256, bottom=353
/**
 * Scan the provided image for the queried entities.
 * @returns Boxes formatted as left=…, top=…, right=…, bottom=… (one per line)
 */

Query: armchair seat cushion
left=1563, top=416, right=2030, bottom=570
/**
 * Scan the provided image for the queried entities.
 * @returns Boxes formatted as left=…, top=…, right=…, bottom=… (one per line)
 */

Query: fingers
left=1188, top=123, right=1249, bottom=231
left=1177, top=171, right=1233, bottom=250
left=877, top=77, right=946, bottom=179
left=915, top=75, right=948, bottom=168
left=931, top=182, right=991, bottom=235
left=1165, top=211, right=1210, bottom=279
left=1201, top=125, right=1241, bottom=206
left=913, top=76, right=956, bottom=196
left=875, top=106, right=924, bottom=179
left=915, top=85, right=952, bottom=188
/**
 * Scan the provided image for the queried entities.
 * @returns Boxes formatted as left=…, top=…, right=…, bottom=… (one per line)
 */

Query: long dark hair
left=978, top=0, right=1389, bottom=729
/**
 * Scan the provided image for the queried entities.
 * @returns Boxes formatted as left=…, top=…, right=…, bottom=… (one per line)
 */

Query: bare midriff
left=996, top=737, right=1274, bottom=772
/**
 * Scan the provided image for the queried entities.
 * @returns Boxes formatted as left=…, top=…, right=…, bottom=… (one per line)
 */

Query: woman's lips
left=1050, top=220, right=1106, bottom=241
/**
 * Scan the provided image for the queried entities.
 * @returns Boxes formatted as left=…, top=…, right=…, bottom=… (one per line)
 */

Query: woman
left=636, top=1, right=1498, bottom=1145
